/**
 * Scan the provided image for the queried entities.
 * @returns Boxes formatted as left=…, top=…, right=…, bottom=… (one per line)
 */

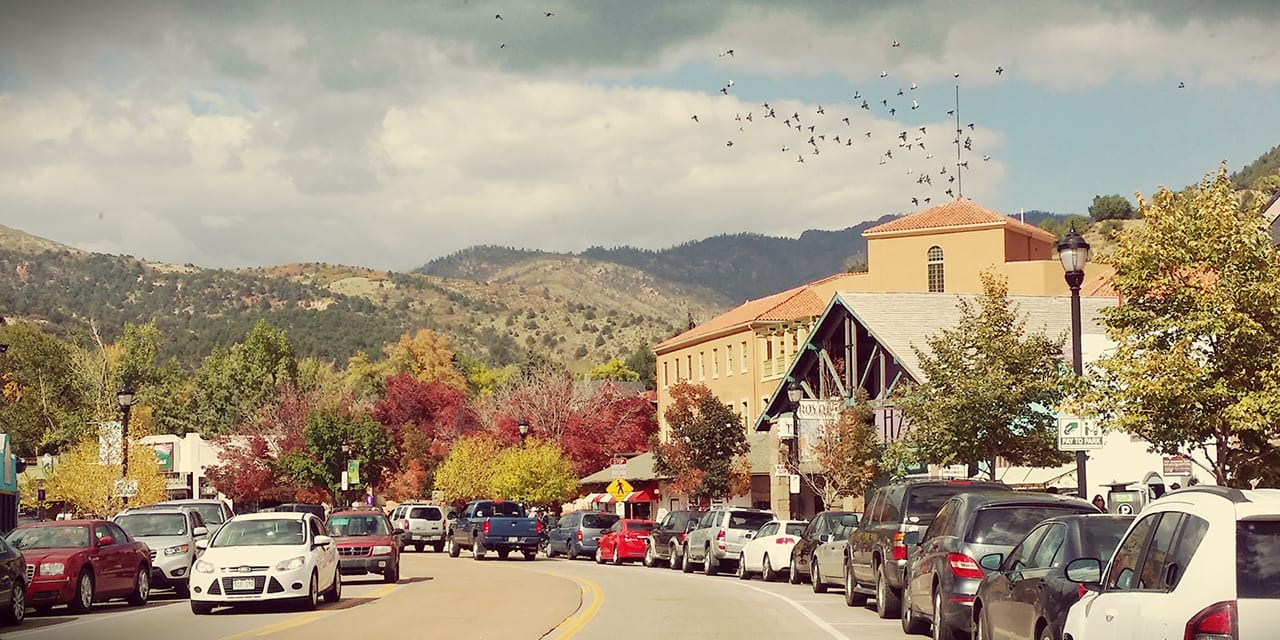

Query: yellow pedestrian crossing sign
left=606, top=478, right=633, bottom=501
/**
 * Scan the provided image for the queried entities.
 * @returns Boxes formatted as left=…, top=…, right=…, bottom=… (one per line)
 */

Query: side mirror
left=192, top=526, right=209, bottom=538
left=979, top=553, right=1004, bottom=572
left=97, top=536, right=115, bottom=546
left=313, top=535, right=333, bottom=548
left=1064, top=557, right=1103, bottom=591
left=195, top=539, right=209, bottom=551
left=744, top=531, right=755, bottom=540
left=902, top=531, right=921, bottom=547
left=823, top=534, right=835, bottom=543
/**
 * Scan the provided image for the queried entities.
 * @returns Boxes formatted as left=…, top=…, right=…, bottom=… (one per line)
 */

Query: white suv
left=1063, top=486, right=1280, bottom=640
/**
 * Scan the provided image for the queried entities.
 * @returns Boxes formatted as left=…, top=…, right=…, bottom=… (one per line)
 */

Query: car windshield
left=1237, top=520, right=1280, bottom=598
left=785, top=523, right=808, bottom=536
left=188, top=504, right=225, bottom=525
left=212, top=518, right=305, bottom=547
left=729, top=512, right=774, bottom=530
left=626, top=522, right=655, bottom=532
left=966, top=506, right=1093, bottom=546
left=7, top=525, right=91, bottom=550
left=582, top=514, right=618, bottom=529
left=327, top=515, right=389, bottom=536
left=116, top=513, right=187, bottom=537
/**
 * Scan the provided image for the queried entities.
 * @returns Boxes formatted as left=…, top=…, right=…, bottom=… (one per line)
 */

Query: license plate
left=232, top=578, right=255, bottom=591
left=508, top=536, right=519, bottom=542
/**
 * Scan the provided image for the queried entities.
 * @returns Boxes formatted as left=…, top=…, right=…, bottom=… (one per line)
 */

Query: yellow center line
left=535, top=570, right=604, bottom=640
left=214, top=582, right=404, bottom=640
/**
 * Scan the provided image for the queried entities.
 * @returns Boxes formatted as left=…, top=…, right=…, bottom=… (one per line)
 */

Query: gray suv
left=153, top=499, right=236, bottom=536
left=113, top=507, right=209, bottom=596
left=681, top=507, right=774, bottom=575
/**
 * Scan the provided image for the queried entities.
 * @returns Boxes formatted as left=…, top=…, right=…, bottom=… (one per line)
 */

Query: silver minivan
left=682, top=507, right=775, bottom=575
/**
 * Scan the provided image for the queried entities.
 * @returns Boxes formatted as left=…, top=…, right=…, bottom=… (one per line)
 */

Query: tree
left=191, top=321, right=299, bottom=437
left=433, top=434, right=504, bottom=503
left=588, top=357, right=640, bottom=382
left=373, top=373, right=482, bottom=497
left=203, top=386, right=316, bottom=507
left=623, top=343, right=657, bottom=390
left=652, top=382, right=750, bottom=502
left=890, top=271, right=1071, bottom=477
left=490, top=439, right=579, bottom=506
left=803, top=390, right=882, bottom=506
left=290, top=406, right=395, bottom=501
left=383, top=329, right=467, bottom=390
left=1088, top=194, right=1136, bottom=221
left=0, top=322, right=91, bottom=456
left=46, top=437, right=167, bottom=517
left=1083, top=165, right=1280, bottom=488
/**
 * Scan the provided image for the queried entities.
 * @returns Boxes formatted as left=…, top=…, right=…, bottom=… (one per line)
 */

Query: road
left=3, top=550, right=910, bottom=640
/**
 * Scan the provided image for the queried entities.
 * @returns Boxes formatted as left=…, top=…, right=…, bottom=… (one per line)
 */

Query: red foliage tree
left=203, top=386, right=316, bottom=507
left=373, top=373, right=482, bottom=498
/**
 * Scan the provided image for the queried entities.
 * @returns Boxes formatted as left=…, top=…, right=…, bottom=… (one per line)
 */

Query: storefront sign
left=153, top=442, right=175, bottom=472
left=1162, top=456, right=1192, bottom=475
left=797, top=399, right=842, bottom=463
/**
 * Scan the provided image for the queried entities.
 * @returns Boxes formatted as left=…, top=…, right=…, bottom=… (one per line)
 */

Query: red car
left=5, top=520, right=151, bottom=614
left=325, top=509, right=402, bottom=583
left=596, top=519, right=656, bottom=565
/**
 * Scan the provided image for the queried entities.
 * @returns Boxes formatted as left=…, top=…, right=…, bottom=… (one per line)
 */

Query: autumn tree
left=653, top=382, right=750, bottom=503
left=204, top=386, right=316, bottom=507
left=803, top=390, right=882, bottom=506
left=588, top=357, right=640, bottom=382
left=490, top=439, right=579, bottom=506
left=889, top=272, right=1071, bottom=477
left=1083, top=165, right=1280, bottom=488
left=373, top=373, right=482, bottom=498
left=46, top=437, right=167, bottom=517
left=433, top=434, right=504, bottom=503
left=383, top=328, right=467, bottom=389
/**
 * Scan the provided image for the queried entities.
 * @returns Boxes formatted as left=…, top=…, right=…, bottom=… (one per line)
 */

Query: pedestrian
left=1091, top=494, right=1107, bottom=511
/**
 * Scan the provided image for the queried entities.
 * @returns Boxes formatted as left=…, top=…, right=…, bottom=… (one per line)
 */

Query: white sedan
left=189, top=511, right=341, bottom=613
left=736, top=520, right=808, bottom=582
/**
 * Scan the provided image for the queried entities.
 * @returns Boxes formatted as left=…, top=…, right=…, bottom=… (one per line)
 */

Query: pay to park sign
left=1057, top=415, right=1104, bottom=451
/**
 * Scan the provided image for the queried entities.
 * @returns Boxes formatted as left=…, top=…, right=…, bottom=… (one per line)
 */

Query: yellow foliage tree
left=490, top=439, right=579, bottom=506
left=433, top=434, right=503, bottom=503
left=46, top=438, right=168, bottom=517
left=384, top=329, right=467, bottom=389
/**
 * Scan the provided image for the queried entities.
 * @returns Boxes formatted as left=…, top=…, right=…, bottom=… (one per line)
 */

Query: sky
left=2, top=1, right=1279, bottom=270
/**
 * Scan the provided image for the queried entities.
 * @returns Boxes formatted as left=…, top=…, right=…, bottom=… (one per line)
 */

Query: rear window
left=785, top=523, right=807, bottom=536
left=1237, top=521, right=1280, bottom=598
left=966, top=506, right=1094, bottom=546
left=728, top=512, right=774, bottom=530
left=627, top=522, right=656, bottom=532
left=1079, top=517, right=1133, bottom=561
left=582, top=514, right=619, bottom=529
left=409, top=507, right=442, bottom=520
left=904, top=484, right=1007, bottom=522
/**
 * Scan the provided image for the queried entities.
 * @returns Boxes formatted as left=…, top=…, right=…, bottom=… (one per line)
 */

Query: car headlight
left=38, top=562, right=65, bottom=576
left=194, top=560, right=215, bottom=574
left=275, top=556, right=306, bottom=571
left=164, top=544, right=191, bottom=556
left=371, top=545, right=392, bottom=555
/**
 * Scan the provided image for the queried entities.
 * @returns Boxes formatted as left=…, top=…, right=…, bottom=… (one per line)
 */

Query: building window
left=686, top=355, right=692, bottom=380
left=699, top=352, right=705, bottom=380
left=662, top=361, right=669, bottom=387
left=742, top=400, right=749, bottom=418
left=741, top=341, right=748, bottom=373
left=726, top=344, right=734, bottom=376
left=927, top=246, right=945, bottom=293
left=712, top=348, right=719, bottom=378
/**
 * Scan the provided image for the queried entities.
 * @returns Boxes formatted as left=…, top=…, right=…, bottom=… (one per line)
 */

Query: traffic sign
left=114, top=479, right=138, bottom=498
left=610, top=456, right=628, bottom=478
left=606, top=478, right=633, bottom=501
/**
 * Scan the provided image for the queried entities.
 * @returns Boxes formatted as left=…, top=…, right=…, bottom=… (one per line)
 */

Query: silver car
left=113, top=507, right=209, bottom=596
left=152, top=499, right=235, bottom=536
left=682, top=507, right=775, bottom=575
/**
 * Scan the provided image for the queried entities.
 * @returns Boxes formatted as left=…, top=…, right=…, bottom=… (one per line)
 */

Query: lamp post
left=785, top=380, right=803, bottom=520
left=116, top=384, right=137, bottom=506
left=1058, top=227, right=1091, bottom=500
left=518, top=418, right=529, bottom=447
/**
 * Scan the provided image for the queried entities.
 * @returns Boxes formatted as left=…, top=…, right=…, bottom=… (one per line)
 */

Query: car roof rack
left=1172, top=485, right=1249, bottom=504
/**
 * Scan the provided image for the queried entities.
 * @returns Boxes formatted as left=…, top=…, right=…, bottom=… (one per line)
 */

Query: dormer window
left=927, top=246, right=944, bottom=292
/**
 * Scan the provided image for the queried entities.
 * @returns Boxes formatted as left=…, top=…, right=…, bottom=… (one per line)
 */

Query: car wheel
left=875, top=563, right=901, bottom=618
left=702, top=547, right=718, bottom=576
left=545, top=542, right=558, bottom=559
left=595, top=547, right=604, bottom=564
left=737, top=553, right=749, bottom=580
left=681, top=546, right=694, bottom=573
left=68, top=570, right=94, bottom=614
left=845, top=564, right=868, bottom=607
left=643, top=543, right=656, bottom=568
left=497, top=550, right=510, bottom=561
left=612, top=547, right=623, bottom=565
left=567, top=544, right=579, bottom=561
left=1038, top=623, right=1056, bottom=640
left=413, top=543, right=424, bottom=553
left=300, top=572, right=319, bottom=611
left=127, top=565, right=150, bottom=606
left=473, top=538, right=486, bottom=561
left=1, top=582, right=25, bottom=625
left=932, top=586, right=957, bottom=640
left=190, top=600, right=213, bottom=615
left=433, top=542, right=444, bottom=553
left=669, top=545, right=682, bottom=571
left=523, top=550, right=537, bottom=561
left=447, top=537, right=461, bottom=558
left=811, top=556, right=828, bottom=593
left=384, top=562, right=400, bottom=583
left=763, top=555, right=779, bottom=583
left=901, top=580, right=928, bottom=635
left=323, top=571, right=341, bottom=604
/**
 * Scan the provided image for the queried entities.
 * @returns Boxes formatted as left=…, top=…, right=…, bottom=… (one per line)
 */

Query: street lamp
left=785, top=381, right=803, bottom=519
left=1058, top=227, right=1091, bottom=500
left=518, top=418, right=530, bottom=446
left=117, top=384, right=137, bottom=506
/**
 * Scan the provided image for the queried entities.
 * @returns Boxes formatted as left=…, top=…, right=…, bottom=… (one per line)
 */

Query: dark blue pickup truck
left=446, top=500, right=543, bottom=561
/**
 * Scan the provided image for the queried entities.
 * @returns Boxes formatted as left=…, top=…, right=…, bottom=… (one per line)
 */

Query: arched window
left=927, top=246, right=944, bottom=293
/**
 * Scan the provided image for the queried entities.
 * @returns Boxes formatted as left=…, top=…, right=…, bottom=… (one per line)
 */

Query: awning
left=582, top=493, right=606, bottom=505
left=622, top=488, right=656, bottom=503
left=593, top=493, right=616, bottom=504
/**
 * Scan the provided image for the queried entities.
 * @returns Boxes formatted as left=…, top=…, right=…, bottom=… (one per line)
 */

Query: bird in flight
left=996, top=66, right=1003, bottom=75
left=910, top=82, right=918, bottom=90
left=726, top=141, right=734, bottom=147
left=719, top=49, right=735, bottom=57
left=880, top=70, right=889, bottom=78
left=691, top=115, right=699, bottom=122
left=852, top=91, right=861, bottom=99
left=545, top=11, right=554, bottom=17
left=499, top=43, right=506, bottom=48
left=842, top=117, right=850, bottom=124
left=892, top=39, right=901, bottom=47
left=1178, top=81, right=1186, bottom=88
left=495, top=13, right=503, bottom=19
left=816, top=105, right=824, bottom=114
left=912, top=99, right=920, bottom=110
left=983, top=155, right=991, bottom=161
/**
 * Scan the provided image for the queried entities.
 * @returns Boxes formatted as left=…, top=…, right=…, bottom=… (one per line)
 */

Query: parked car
left=900, top=491, right=1099, bottom=640
left=736, top=519, right=807, bottom=582
left=972, top=513, right=1131, bottom=640
left=393, top=502, right=447, bottom=552
left=546, top=511, right=619, bottom=560
left=189, top=511, right=340, bottom=614
left=6, top=519, right=152, bottom=614
left=845, top=478, right=1011, bottom=615
left=682, top=507, right=775, bottom=575
left=268, top=503, right=326, bottom=519
left=326, top=509, right=402, bottom=583
left=1063, top=486, right=1280, bottom=640
left=113, top=506, right=210, bottom=596
left=446, top=500, right=542, bottom=561
left=790, top=510, right=858, bottom=589
left=151, top=499, right=236, bottom=536
left=596, top=519, right=656, bottom=565
left=643, top=509, right=698, bottom=569
left=0, top=534, right=26, bottom=626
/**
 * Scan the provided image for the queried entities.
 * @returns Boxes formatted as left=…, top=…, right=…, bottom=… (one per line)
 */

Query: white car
left=736, top=519, right=808, bottom=582
left=1063, top=486, right=1280, bottom=640
left=189, top=512, right=341, bottom=614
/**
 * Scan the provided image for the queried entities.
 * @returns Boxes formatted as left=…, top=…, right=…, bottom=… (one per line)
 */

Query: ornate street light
left=117, top=384, right=137, bottom=505
left=518, top=418, right=530, bottom=446
left=1058, top=228, right=1091, bottom=500
left=785, top=380, right=803, bottom=519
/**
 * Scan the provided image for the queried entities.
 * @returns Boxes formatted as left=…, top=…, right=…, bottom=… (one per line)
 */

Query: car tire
left=523, top=551, right=537, bottom=561
left=811, top=555, right=828, bottom=593
left=190, top=600, right=213, bottom=615
left=497, top=550, right=510, bottom=561
left=413, top=543, right=424, bottom=553
left=901, top=580, right=928, bottom=635
left=763, top=555, right=780, bottom=583
left=473, top=538, right=486, bottom=561
left=300, top=572, right=319, bottom=611
left=845, top=564, right=868, bottom=607
left=972, top=607, right=990, bottom=640
left=1037, top=623, right=1056, bottom=640
left=545, top=543, right=558, bottom=559
left=702, top=547, right=718, bottom=576
left=1, top=582, right=25, bottom=625
left=932, top=586, right=957, bottom=640
left=595, top=547, right=604, bottom=564
left=447, top=537, right=461, bottom=558
left=384, top=563, right=399, bottom=583
left=433, top=542, right=445, bottom=553
left=789, top=559, right=802, bottom=585
left=876, top=564, right=901, bottom=618
left=669, top=545, right=682, bottom=571
left=68, top=570, right=94, bottom=614
left=127, top=565, right=150, bottom=606
left=612, top=547, right=623, bottom=565
left=681, top=546, right=694, bottom=573
left=323, top=571, right=341, bottom=604
left=737, top=553, right=749, bottom=580
left=643, top=544, right=656, bottom=568
left=567, top=544, right=579, bottom=561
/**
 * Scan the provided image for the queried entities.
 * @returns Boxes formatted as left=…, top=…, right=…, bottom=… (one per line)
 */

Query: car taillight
left=577, top=530, right=583, bottom=542
left=679, top=532, right=687, bottom=543
left=482, top=521, right=491, bottom=534
left=946, top=553, right=984, bottom=580
left=1185, top=600, right=1236, bottom=640
left=716, top=529, right=726, bottom=549
left=536, top=521, right=544, bottom=534
left=892, top=531, right=907, bottom=561
left=402, top=520, right=410, bottom=530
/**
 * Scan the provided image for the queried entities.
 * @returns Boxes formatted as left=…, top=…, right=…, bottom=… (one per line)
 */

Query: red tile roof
left=864, top=197, right=1056, bottom=242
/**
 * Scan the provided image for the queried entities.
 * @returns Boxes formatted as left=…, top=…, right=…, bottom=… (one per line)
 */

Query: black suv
left=644, top=509, right=699, bottom=569
left=844, top=478, right=1011, bottom=616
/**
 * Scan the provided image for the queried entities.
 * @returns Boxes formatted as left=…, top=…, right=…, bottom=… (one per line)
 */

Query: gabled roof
left=654, top=272, right=850, bottom=353
left=1263, top=189, right=1280, bottom=247
left=863, top=197, right=1056, bottom=242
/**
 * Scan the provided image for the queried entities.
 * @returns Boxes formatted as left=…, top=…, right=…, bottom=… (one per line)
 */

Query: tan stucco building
left=653, top=198, right=1115, bottom=514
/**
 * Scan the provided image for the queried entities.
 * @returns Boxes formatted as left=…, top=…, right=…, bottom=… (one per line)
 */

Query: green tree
left=0, top=323, right=91, bottom=456
left=191, top=321, right=299, bottom=436
left=588, top=357, right=640, bottom=382
left=804, top=390, right=882, bottom=506
left=889, top=272, right=1071, bottom=477
left=652, top=382, right=750, bottom=502
left=624, top=344, right=657, bottom=390
left=1088, top=194, right=1136, bottom=221
left=433, top=434, right=504, bottom=503
left=490, top=439, right=579, bottom=506
left=1083, top=165, right=1280, bottom=488
left=283, top=406, right=394, bottom=502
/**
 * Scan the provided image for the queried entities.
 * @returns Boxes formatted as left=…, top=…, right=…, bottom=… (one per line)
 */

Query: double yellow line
left=539, top=571, right=604, bottom=639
